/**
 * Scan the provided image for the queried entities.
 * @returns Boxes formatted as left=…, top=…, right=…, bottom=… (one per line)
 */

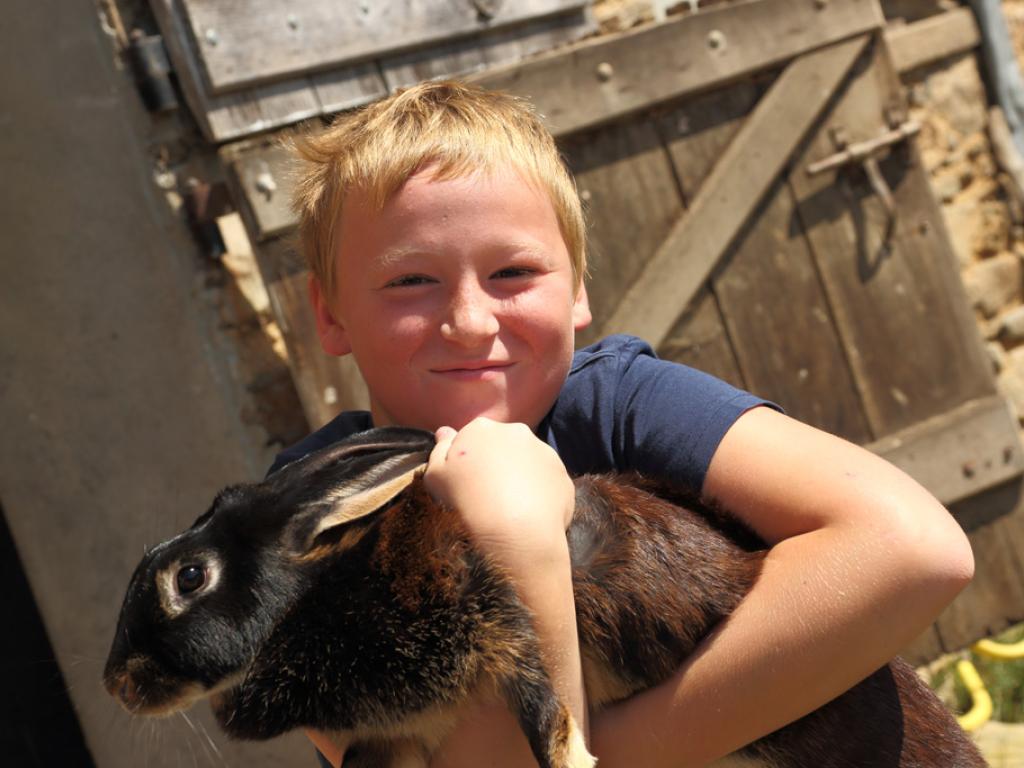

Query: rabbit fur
left=104, top=426, right=986, bottom=768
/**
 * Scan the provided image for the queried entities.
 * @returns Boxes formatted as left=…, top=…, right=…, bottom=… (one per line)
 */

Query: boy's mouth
left=431, top=362, right=513, bottom=379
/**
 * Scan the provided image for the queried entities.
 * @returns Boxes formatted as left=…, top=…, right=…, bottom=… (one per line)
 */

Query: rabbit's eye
left=176, top=565, right=206, bottom=595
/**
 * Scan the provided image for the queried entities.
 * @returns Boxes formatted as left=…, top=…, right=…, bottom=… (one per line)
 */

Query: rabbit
left=104, top=426, right=986, bottom=768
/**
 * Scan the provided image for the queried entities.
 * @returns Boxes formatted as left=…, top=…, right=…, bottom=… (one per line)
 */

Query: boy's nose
left=440, top=290, right=499, bottom=344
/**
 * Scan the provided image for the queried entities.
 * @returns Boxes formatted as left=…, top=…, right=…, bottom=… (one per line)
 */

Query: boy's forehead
left=338, top=164, right=559, bottom=240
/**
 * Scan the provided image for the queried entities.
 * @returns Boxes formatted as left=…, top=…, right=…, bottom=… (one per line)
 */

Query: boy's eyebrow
left=374, top=246, right=427, bottom=267
left=375, top=241, right=555, bottom=268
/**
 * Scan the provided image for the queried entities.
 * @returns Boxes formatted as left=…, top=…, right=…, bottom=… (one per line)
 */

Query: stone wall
left=908, top=3, right=1024, bottom=424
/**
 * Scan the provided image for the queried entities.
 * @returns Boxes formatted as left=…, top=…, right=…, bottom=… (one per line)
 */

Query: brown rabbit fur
left=104, top=427, right=986, bottom=768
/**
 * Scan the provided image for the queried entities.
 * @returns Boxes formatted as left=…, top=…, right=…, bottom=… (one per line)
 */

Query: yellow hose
left=972, top=637, right=1024, bottom=661
left=955, top=659, right=993, bottom=732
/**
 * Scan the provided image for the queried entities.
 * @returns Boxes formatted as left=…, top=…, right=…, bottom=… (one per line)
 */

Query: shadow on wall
left=0, top=498, right=95, bottom=767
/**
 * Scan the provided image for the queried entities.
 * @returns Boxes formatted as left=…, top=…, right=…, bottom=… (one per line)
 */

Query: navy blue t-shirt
left=278, top=334, right=775, bottom=768
left=271, top=334, right=774, bottom=494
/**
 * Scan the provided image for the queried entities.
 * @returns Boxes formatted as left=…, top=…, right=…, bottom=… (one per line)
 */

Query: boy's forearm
left=423, top=420, right=588, bottom=739
left=589, top=522, right=970, bottom=767
left=500, top=538, right=589, bottom=736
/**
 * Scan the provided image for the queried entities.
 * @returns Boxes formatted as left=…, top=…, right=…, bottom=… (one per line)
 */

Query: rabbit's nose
left=106, top=670, right=143, bottom=711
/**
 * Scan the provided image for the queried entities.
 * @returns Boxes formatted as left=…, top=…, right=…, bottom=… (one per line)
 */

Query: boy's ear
left=572, top=283, right=592, bottom=331
left=309, top=275, right=352, bottom=356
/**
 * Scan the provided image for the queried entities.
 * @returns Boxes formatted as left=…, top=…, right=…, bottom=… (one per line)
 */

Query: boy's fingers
left=429, top=426, right=457, bottom=468
left=435, top=425, right=457, bottom=442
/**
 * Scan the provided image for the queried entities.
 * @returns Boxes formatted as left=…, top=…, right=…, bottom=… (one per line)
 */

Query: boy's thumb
left=434, top=425, right=457, bottom=442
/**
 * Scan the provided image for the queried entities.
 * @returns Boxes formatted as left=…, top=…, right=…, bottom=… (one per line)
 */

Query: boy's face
left=311, top=165, right=592, bottom=432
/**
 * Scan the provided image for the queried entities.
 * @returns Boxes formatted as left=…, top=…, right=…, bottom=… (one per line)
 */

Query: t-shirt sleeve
left=266, top=411, right=374, bottom=477
left=545, top=335, right=779, bottom=493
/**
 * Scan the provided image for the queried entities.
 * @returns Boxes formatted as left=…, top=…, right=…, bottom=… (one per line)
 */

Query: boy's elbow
left=937, top=528, right=975, bottom=596
left=896, top=501, right=975, bottom=601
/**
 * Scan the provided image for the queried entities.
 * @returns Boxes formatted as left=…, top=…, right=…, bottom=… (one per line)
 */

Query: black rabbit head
left=103, top=427, right=435, bottom=717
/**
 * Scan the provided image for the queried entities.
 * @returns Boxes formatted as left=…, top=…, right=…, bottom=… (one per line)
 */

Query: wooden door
left=225, top=0, right=1024, bottom=659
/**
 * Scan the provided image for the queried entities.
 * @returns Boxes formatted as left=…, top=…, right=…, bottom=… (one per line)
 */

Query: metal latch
left=807, top=119, right=920, bottom=244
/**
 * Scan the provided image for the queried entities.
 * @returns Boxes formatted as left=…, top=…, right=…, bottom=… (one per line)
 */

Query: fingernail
left=435, top=425, right=456, bottom=440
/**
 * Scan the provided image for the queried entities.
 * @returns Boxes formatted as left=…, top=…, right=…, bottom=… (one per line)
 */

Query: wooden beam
left=182, top=0, right=586, bottom=94
left=865, top=395, right=1024, bottom=506
left=598, top=34, right=869, bottom=347
left=473, top=0, right=883, bottom=137
left=268, top=272, right=370, bottom=429
left=886, top=6, right=981, bottom=75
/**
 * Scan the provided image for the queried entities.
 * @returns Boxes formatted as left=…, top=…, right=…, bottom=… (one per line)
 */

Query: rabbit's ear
left=308, top=451, right=426, bottom=540
left=284, top=449, right=429, bottom=554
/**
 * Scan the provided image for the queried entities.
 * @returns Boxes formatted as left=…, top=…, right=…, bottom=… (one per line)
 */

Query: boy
left=276, top=81, right=974, bottom=767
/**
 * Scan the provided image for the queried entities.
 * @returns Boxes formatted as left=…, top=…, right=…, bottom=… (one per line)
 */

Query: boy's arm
left=589, top=405, right=974, bottom=767
left=424, top=419, right=588, bottom=736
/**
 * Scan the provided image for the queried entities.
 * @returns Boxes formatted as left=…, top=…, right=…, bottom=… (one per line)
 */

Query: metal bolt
left=287, top=13, right=299, bottom=30
left=580, top=189, right=592, bottom=202
left=254, top=162, right=277, bottom=200
left=204, top=28, right=219, bottom=46
left=707, top=30, right=726, bottom=52
left=595, top=62, right=614, bottom=82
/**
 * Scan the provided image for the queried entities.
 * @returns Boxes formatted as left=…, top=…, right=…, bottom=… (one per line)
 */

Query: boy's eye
left=492, top=267, right=534, bottom=279
left=385, top=274, right=435, bottom=288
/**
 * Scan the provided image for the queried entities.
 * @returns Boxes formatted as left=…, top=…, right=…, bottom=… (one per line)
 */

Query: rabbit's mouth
left=105, top=660, right=208, bottom=717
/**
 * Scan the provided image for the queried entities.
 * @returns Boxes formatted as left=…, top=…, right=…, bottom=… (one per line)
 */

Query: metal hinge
left=127, top=32, right=178, bottom=113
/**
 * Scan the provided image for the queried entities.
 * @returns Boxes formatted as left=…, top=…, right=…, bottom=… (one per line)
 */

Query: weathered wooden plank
left=598, top=34, right=869, bottom=347
left=655, top=79, right=762, bottom=202
left=713, top=181, right=873, bottom=441
left=788, top=37, right=995, bottom=436
left=151, top=0, right=321, bottom=143
left=267, top=272, right=370, bottom=430
left=653, top=82, right=762, bottom=385
left=380, top=35, right=488, bottom=92
left=865, top=395, right=1024, bottom=506
left=181, top=0, right=586, bottom=93
left=658, top=288, right=746, bottom=387
left=478, top=7, right=593, bottom=67
left=225, top=141, right=300, bottom=242
left=382, top=8, right=594, bottom=90
left=473, top=0, right=883, bottom=138
left=560, top=120, right=684, bottom=348
left=886, top=6, right=981, bottom=74
left=311, top=62, right=388, bottom=115
left=937, top=478, right=1024, bottom=652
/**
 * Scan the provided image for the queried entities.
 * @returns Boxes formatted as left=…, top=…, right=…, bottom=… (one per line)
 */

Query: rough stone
left=998, top=365, right=1024, bottom=421
left=975, top=202, right=1013, bottom=255
left=962, top=252, right=1024, bottom=318
left=997, top=304, right=1024, bottom=344
left=920, top=145, right=948, bottom=173
left=932, top=167, right=966, bottom=203
left=987, top=340, right=1009, bottom=374
left=592, top=0, right=653, bottom=31
left=919, top=54, right=988, bottom=136
left=942, top=203, right=980, bottom=269
left=949, top=131, right=990, bottom=165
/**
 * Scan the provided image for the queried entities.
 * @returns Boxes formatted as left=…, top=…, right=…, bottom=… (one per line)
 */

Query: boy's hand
left=425, top=417, right=575, bottom=536
left=424, top=417, right=588, bottom=765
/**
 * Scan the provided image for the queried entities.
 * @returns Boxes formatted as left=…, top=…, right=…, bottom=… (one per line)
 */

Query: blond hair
left=291, top=80, right=586, bottom=302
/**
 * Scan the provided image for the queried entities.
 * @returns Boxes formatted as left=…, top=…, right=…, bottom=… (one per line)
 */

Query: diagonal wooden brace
left=599, top=33, right=871, bottom=348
